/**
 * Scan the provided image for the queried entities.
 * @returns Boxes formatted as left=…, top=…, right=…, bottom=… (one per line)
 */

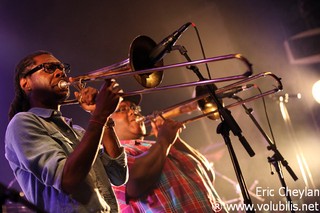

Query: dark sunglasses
left=24, top=62, right=71, bottom=77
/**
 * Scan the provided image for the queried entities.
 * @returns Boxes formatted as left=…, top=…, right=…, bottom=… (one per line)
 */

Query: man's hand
left=74, top=87, right=98, bottom=113
left=152, top=117, right=185, bottom=146
left=92, top=79, right=123, bottom=122
left=72, top=78, right=123, bottom=116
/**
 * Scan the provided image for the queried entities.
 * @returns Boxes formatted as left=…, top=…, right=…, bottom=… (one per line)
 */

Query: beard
left=32, top=86, right=70, bottom=106
left=56, top=89, right=70, bottom=104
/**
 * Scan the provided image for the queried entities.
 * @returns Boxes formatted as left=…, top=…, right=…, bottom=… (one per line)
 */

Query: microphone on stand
left=149, top=22, right=192, bottom=64
left=194, top=84, right=255, bottom=120
left=218, top=84, right=255, bottom=98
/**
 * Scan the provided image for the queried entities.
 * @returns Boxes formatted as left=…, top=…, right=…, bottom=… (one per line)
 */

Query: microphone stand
left=232, top=95, right=298, bottom=213
left=174, top=45, right=255, bottom=212
left=0, top=182, right=47, bottom=213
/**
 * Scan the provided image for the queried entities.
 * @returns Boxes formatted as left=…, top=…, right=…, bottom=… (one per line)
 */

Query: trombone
left=60, top=35, right=254, bottom=105
left=59, top=34, right=283, bottom=129
left=140, top=72, right=283, bottom=126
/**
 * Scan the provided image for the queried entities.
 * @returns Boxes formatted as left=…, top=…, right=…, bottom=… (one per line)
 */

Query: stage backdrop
left=1, top=0, right=319, bottom=209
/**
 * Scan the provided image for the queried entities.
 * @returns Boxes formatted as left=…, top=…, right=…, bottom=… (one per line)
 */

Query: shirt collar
left=28, top=107, right=60, bottom=118
left=28, top=108, right=72, bottom=124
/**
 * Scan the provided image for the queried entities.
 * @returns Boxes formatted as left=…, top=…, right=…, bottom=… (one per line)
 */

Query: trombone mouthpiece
left=58, top=80, right=70, bottom=89
left=135, top=116, right=146, bottom=123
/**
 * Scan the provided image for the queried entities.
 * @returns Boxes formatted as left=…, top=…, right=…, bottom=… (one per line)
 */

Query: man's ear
left=20, top=77, right=32, bottom=92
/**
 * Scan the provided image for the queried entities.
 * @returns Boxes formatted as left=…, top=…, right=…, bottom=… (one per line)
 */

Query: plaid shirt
left=112, top=140, right=226, bottom=212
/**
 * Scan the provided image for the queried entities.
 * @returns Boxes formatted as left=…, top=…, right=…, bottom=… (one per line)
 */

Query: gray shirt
left=5, top=107, right=128, bottom=213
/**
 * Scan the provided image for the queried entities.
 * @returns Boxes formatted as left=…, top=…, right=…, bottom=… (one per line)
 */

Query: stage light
left=312, top=80, right=320, bottom=104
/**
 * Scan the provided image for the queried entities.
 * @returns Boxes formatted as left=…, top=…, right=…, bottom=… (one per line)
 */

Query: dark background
left=1, top=0, right=319, bottom=211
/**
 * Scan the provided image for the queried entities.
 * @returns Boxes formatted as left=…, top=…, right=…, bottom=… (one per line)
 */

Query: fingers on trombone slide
left=150, top=113, right=166, bottom=128
left=75, top=87, right=98, bottom=105
left=151, top=113, right=186, bottom=131
left=104, top=78, right=124, bottom=95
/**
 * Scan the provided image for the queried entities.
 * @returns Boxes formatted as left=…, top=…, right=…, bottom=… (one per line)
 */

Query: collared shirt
left=5, top=107, right=128, bottom=213
left=112, top=140, right=226, bottom=213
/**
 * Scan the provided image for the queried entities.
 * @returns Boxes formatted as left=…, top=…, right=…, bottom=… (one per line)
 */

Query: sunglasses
left=24, top=62, right=71, bottom=77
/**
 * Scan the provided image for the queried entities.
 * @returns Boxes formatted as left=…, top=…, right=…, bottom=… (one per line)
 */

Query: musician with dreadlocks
left=5, top=50, right=128, bottom=213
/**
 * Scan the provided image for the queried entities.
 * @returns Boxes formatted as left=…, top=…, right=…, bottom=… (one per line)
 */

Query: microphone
left=217, top=84, right=255, bottom=98
left=149, top=22, right=192, bottom=64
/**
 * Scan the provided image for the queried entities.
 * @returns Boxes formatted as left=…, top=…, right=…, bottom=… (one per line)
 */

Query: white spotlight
left=312, top=80, right=320, bottom=104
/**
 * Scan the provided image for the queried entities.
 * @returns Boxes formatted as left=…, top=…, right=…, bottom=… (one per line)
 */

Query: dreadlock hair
left=8, top=50, right=53, bottom=120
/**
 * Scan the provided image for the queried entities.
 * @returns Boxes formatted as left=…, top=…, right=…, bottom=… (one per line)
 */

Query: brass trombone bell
left=194, top=83, right=222, bottom=120
left=130, top=35, right=164, bottom=88
left=71, top=35, right=164, bottom=88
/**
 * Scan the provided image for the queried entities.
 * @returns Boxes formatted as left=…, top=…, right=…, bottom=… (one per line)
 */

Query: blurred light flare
left=312, top=80, right=320, bottom=104
left=279, top=101, right=290, bottom=122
